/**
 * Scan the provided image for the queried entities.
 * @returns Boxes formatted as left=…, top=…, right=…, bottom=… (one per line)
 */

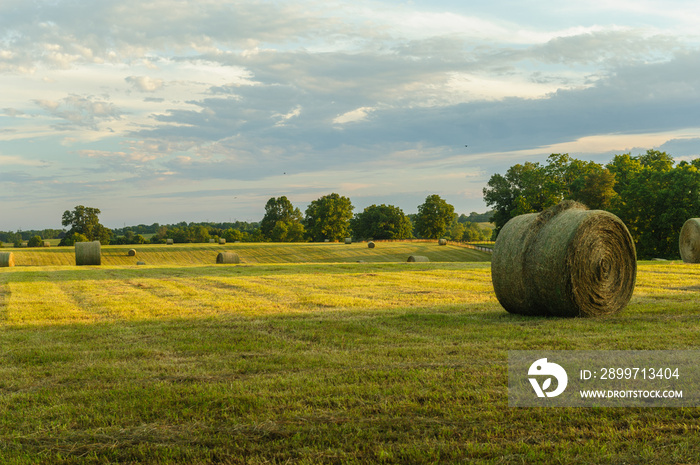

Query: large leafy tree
left=260, top=196, right=304, bottom=240
left=483, top=153, right=617, bottom=234
left=350, top=204, right=413, bottom=240
left=304, top=193, right=354, bottom=242
left=59, top=205, right=111, bottom=245
left=414, top=194, right=456, bottom=239
left=607, top=150, right=700, bottom=258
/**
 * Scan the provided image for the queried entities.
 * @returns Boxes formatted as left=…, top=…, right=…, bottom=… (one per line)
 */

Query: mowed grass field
left=0, top=243, right=699, bottom=464
left=7, top=241, right=490, bottom=267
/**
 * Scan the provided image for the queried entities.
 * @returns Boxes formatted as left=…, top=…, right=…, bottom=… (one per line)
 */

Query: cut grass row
left=5, top=241, right=491, bottom=267
left=0, top=261, right=699, bottom=463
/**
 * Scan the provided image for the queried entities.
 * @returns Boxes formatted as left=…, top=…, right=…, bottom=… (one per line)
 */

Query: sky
left=2, top=0, right=700, bottom=230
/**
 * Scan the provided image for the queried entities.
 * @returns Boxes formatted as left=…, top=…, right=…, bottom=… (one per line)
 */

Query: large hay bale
left=43, top=242, right=51, bottom=248
left=0, top=252, right=15, bottom=267
left=491, top=201, right=636, bottom=318
left=368, top=241, right=375, bottom=249
left=407, top=255, right=429, bottom=262
left=344, top=238, right=352, bottom=244
left=219, top=238, right=226, bottom=244
left=209, top=239, right=216, bottom=244
left=679, top=218, right=700, bottom=263
left=127, top=249, right=136, bottom=256
left=216, top=252, right=240, bottom=264
left=75, top=241, right=101, bottom=266
left=438, top=238, right=447, bottom=246
left=166, top=239, right=174, bottom=245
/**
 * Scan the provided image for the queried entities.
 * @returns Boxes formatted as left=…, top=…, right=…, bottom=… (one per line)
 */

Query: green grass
left=0, top=257, right=699, bottom=463
left=7, top=241, right=490, bottom=267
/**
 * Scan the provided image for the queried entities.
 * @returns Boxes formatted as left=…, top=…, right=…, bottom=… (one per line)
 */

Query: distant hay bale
left=368, top=241, right=375, bottom=248
left=679, top=218, right=700, bottom=263
left=491, top=201, right=637, bottom=318
left=438, top=238, right=447, bottom=246
left=345, top=238, right=352, bottom=244
left=128, top=249, right=136, bottom=256
left=407, top=255, right=429, bottom=262
left=216, top=252, right=240, bottom=264
left=75, top=241, right=101, bottom=266
left=136, top=261, right=146, bottom=266
left=209, top=239, right=216, bottom=244
left=166, top=239, right=174, bottom=245
left=219, top=238, right=226, bottom=244
left=43, top=242, right=51, bottom=248
left=0, top=252, right=15, bottom=267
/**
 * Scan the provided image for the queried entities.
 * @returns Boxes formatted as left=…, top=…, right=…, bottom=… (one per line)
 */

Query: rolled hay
left=75, top=241, right=102, bottom=266
left=491, top=201, right=636, bottom=318
left=0, top=252, right=15, bottom=267
left=216, top=252, right=240, bottom=264
left=368, top=241, right=376, bottom=249
left=438, top=238, right=448, bottom=246
left=43, top=242, right=51, bottom=248
left=679, top=218, right=700, bottom=263
left=345, top=238, right=352, bottom=244
left=136, top=261, right=146, bottom=266
left=219, top=238, right=226, bottom=245
left=407, top=255, right=429, bottom=262
left=209, top=239, right=216, bottom=244
left=166, top=239, right=174, bottom=245
left=127, top=249, right=136, bottom=257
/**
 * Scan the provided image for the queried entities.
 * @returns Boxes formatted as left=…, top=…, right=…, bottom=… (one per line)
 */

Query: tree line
left=483, top=150, right=700, bottom=259
left=1, top=195, right=493, bottom=248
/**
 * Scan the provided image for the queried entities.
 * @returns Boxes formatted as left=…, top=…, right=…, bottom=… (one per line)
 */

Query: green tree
left=350, top=204, right=413, bottom=240
left=270, top=220, right=307, bottom=242
left=261, top=196, right=304, bottom=240
left=59, top=206, right=112, bottom=245
left=414, top=195, right=456, bottom=239
left=304, top=193, right=354, bottom=242
left=60, top=232, right=89, bottom=246
left=27, top=235, right=43, bottom=247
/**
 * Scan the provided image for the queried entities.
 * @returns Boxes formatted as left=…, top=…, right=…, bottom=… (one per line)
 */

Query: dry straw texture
left=219, top=238, right=226, bottom=244
left=345, top=238, right=352, bottom=244
left=75, top=241, right=102, bottom=266
left=216, top=252, right=241, bottom=264
left=368, top=241, right=376, bottom=249
left=491, top=201, right=637, bottom=317
left=166, top=239, right=174, bottom=245
left=0, top=252, right=15, bottom=267
left=128, top=249, right=136, bottom=256
left=438, top=239, right=447, bottom=246
left=407, top=255, right=429, bottom=262
left=679, top=218, right=700, bottom=263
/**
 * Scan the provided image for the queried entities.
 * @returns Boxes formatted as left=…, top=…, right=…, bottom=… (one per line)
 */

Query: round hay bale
left=127, top=249, right=136, bottom=256
left=679, top=218, right=700, bottom=263
left=344, top=237, right=352, bottom=244
left=75, top=241, right=101, bottom=266
left=491, top=201, right=637, bottom=318
left=219, top=238, right=226, bottom=245
left=216, top=252, right=240, bottom=264
left=43, top=242, right=51, bottom=248
left=438, top=238, right=447, bottom=246
left=368, top=241, right=375, bottom=248
left=166, top=239, right=174, bottom=245
left=407, top=255, right=429, bottom=262
left=0, top=252, right=15, bottom=267
left=136, top=261, right=146, bottom=266
left=209, top=239, right=216, bottom=244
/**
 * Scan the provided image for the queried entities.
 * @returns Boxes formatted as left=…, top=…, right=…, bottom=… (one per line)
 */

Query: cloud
left=33, top=95, right=124, bottom=130
left=125, top=76, right=165, bottom=92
